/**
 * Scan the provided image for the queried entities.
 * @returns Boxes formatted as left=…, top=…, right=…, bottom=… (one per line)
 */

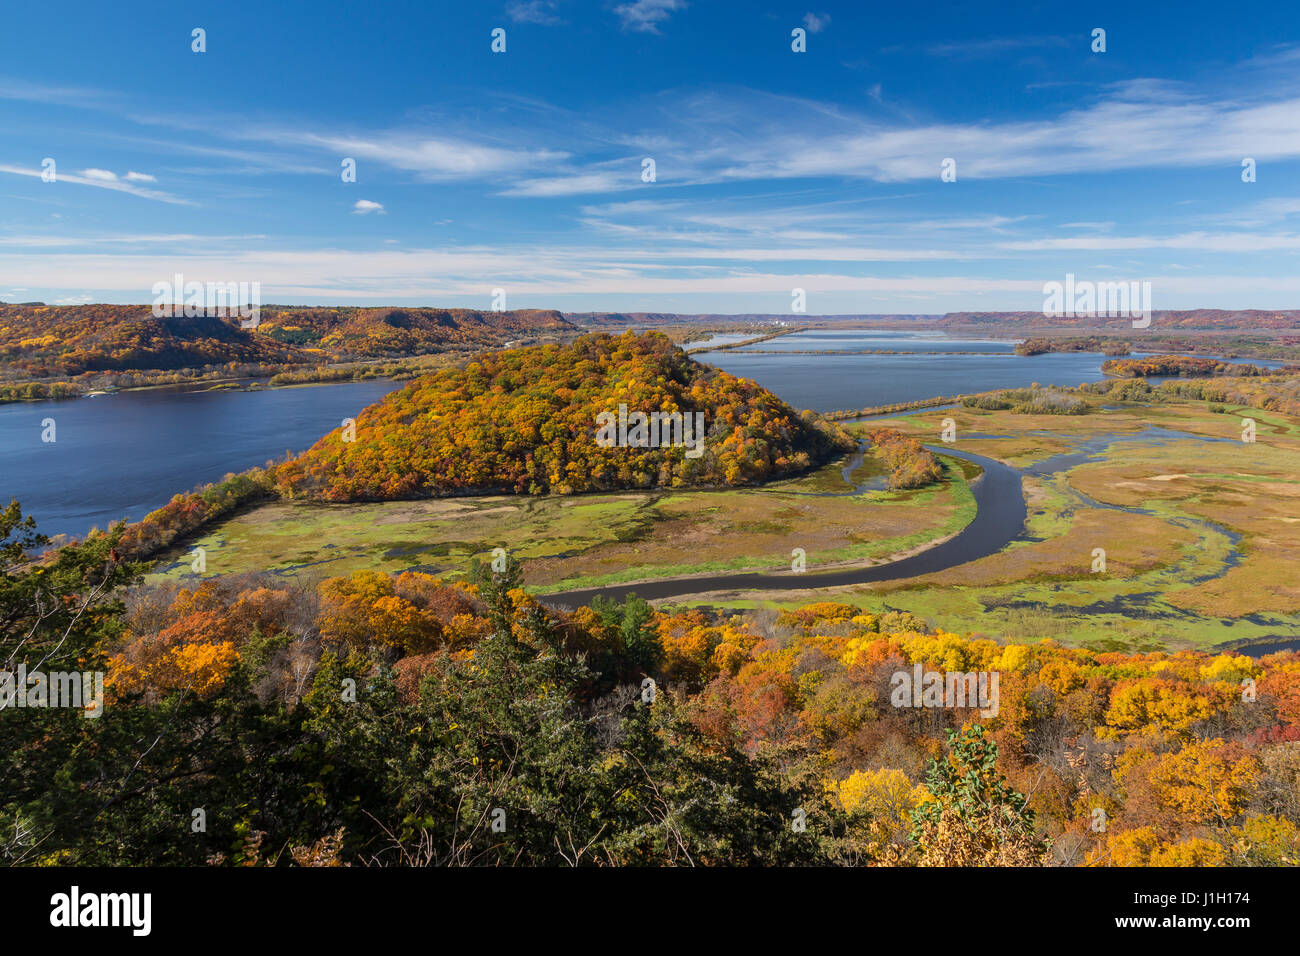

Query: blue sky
left=3, top=0, right=1300, bottom=314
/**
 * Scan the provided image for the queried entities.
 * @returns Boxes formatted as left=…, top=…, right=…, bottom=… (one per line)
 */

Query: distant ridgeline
left=0, top=303, right=574, bottom=378
left=937, top=309, right=1300, bottom=331
left=562, top=309, right=1300, bottom=332
left=273, top=331, right=854, bottom=501
left=10, top=305, right=1300, bottom=383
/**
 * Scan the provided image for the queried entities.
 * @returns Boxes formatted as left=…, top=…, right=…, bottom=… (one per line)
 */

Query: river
left=700, top=329, right=1287, bottom=412
left=541, top=445, right=1024, bottom=608
left=0, top=380, right=401, bottom=540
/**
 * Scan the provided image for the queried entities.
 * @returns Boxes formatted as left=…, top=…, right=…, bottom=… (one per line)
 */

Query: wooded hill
left=273, top=331, right=853, bottom=501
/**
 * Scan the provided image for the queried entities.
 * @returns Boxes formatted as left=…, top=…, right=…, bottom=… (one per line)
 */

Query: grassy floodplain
left=152, top=392, right=1300, bottom=653
left=707, top=399, right=1300, bottom=652
left=150, top=447, right=975, bottom=593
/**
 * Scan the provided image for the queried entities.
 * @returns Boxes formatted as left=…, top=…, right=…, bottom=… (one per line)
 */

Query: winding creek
left=544, top=423, right=1299, bottom=660
left=543, top=444, right=1026, bottom=607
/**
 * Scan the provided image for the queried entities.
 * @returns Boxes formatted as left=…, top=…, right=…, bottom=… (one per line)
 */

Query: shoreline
left=0, top=372, right=404, bottom=405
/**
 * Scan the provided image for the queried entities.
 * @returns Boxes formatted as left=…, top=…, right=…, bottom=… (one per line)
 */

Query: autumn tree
left=905, top=725, right=1051, bottom=866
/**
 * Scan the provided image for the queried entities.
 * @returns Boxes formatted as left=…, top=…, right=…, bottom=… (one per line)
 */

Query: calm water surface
left=1, top=380, right=402, bottom=539
left=736, top=329, right=1017, bottom=353
left=703, top=329, right=1285, bottom=412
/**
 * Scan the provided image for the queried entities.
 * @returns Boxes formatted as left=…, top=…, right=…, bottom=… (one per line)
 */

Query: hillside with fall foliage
left=5, top=498, right=1295, bottom=868
left=273, top=331, right=853, bottom=501
left=0, top=303, right=573, bottom=379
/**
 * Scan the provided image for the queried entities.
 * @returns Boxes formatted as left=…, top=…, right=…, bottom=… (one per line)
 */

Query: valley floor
left=153, top=396, right=1300, bottom=653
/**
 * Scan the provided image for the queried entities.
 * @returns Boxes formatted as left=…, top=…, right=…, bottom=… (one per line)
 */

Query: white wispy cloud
left=77, top=168, right=158, bottom=184
left=488, top=76, right=1300, bottom=194
left=0, top=164, right=190, bottom=204
left=1059, top=221, right=1116, bottom=231
left=923, top=35, right=1068, bottom=58
left=687, top=85, right=1300, bottom=184
left=19, top=56, right=1300, bottom=199
left=501, top=170, right=633, bottom=197
left=579, top=199, right=686, bottom=216
left=999, top=231, right=1300, bottom=252
left=0, top=77, right=115, bottom=108
left=614, top=0, right=685, bottom=34
left=111, top=134, right=335, bottom=176
left=0, top=233, right=265, bottom=247
left=294, top=131, right=566, bottom=181
left=8, top=245, right=1300, bottom=303
left=352, top=200, right=386, bottom=214
left=506, top=0, right=562, bottom=24
left=803, top=13, right=830, bottom=34
left=1206, top=197, right=1300, bottom=228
